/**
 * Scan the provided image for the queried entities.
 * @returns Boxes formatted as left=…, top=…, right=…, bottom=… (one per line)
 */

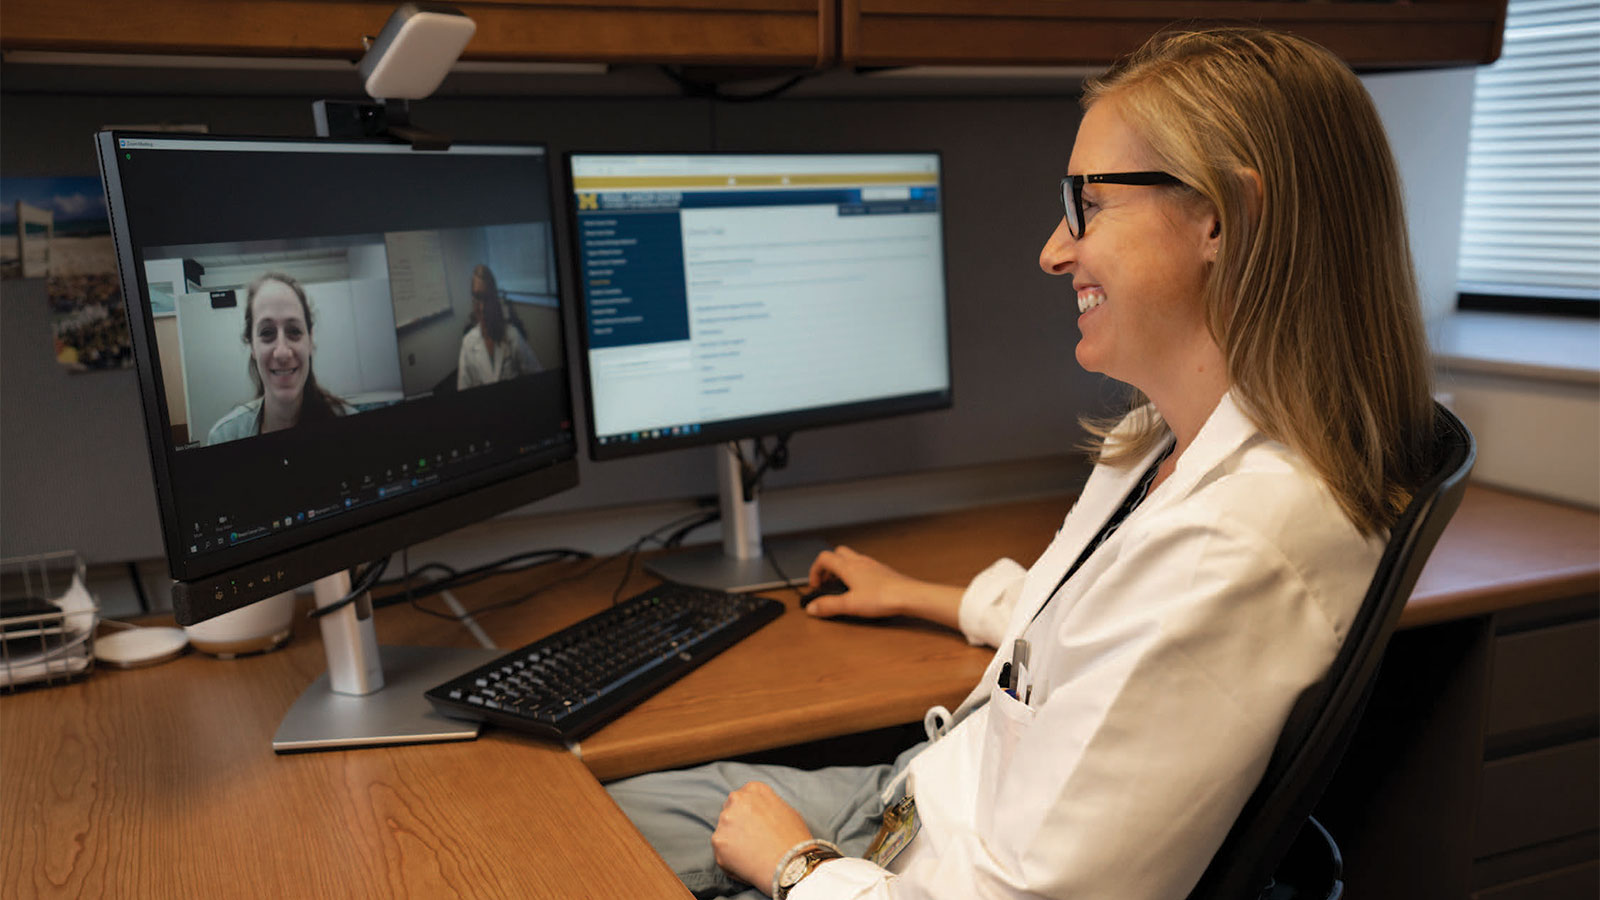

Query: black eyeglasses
left=1059, top=172, right=1184, bottom=239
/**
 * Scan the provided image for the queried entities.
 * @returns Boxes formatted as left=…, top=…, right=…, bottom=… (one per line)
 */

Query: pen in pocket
left=1011, top=639, right=1031, bottom=702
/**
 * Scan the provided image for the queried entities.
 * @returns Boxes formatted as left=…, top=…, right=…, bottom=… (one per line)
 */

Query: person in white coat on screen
left=607, top=27, right=1435, bottom=900
left=457, top=263, right=541, bottom=390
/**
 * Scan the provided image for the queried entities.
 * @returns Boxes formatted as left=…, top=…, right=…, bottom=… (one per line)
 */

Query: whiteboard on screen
left=384, top=230, right=452, bottom=328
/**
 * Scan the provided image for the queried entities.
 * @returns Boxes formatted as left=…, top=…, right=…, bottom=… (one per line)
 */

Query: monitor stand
left=272, top=570, right=500, bottom=753
left=645, top=440, right=828, bottom=593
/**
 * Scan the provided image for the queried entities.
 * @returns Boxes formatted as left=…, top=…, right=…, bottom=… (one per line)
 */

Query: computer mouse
left=799, top=576, right=849, bottom=608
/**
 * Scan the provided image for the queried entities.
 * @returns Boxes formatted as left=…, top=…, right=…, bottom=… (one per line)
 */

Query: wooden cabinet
left=841, top=0, right=1509, bottom=70
left=1471, top=596, right=1600, bottom=899
left=0, top=0, right=838, bottom=68
left=1, top=1, right=1506, bottom=72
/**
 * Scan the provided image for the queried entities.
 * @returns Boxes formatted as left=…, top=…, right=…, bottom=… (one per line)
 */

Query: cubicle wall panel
left=0, top=278, right=164, bottom=562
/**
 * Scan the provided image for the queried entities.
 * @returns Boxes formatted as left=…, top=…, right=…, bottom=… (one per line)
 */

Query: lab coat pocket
left=977, top=683, right=1035, bottom=836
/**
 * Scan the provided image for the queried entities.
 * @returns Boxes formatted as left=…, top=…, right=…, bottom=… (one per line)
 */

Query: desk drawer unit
left=1470, top=596, right=1600, bottom=900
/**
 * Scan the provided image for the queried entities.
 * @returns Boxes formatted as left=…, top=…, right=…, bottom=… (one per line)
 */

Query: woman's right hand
left=805, top=546, right=964, bottom=631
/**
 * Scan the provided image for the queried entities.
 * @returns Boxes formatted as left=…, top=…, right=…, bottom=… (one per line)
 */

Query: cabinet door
left=841, top=0, right=1508, bottom=70
left=0, top=0, right=836, bottom=67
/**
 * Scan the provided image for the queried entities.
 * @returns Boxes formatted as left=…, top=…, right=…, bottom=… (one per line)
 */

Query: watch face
left=780, top=854, right=811, bottom=887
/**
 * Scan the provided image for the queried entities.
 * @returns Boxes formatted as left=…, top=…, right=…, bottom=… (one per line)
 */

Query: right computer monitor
left=565, top=152, right=952, bottom=589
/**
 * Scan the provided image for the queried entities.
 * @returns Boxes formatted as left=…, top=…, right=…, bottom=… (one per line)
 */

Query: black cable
left=733, top=434, right=803, bottom=598
left=611, top=541, right=645, bottom=606
left=373, top=551, right=587, bottom=615
left=609, top=508, right=733, bottom=604
left=400, top=546, right=443, bottom=623
left=738, top=433, right=792, bottom=502
left=126, top=561, right=151, bottom=614
left=762, top=542, right=805, bottom=601
left=371, top=548, right=591, bottom=610
left=390, top=561, right=461, bottom=582
left=599, top=507, right=721, bottom=605
left=376, top=548, right=588, bottom=590
left=307, top=555, right=390, bottom=620
left=398, top=508, right=721, bottom=624
left=663, top=509, right=720, bottom=548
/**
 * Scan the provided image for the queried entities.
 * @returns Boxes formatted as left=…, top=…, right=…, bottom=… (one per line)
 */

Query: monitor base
left=272, top=644, right=501, bottom=753
left=645, top=535, right=829, bottom=594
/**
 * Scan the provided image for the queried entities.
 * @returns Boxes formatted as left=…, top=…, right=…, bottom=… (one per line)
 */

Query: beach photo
left=1, top=175, right=131, bottom=372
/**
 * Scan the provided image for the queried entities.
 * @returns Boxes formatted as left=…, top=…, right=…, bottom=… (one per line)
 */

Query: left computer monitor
left=96, top=131, right=578, bottom=751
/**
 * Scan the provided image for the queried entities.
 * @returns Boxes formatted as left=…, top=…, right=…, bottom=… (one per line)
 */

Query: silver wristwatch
left=772, top=839, right=843, bottom=899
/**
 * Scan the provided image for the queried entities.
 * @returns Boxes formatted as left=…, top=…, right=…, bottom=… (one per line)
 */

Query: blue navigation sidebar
left=576, top=211, right=690, bottom=349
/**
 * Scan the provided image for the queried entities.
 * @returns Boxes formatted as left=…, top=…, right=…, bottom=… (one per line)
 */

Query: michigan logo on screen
left=577, top=193, right=599, bottom=211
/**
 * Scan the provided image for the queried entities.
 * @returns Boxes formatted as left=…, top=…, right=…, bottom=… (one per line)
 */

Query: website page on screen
left=569, top=154, right=949, bottom=445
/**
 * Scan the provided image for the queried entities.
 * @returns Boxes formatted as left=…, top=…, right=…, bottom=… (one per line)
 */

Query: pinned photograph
left=1, top=175, right=131, bottom=372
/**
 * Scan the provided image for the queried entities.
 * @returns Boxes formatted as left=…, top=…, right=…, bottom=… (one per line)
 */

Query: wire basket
left=0, top=550, right=98, bottom=691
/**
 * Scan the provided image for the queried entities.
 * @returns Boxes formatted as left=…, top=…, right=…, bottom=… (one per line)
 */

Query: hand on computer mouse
left=798, top=576, right=849, bottom=608
left=803, top=546, right=922, bottom=620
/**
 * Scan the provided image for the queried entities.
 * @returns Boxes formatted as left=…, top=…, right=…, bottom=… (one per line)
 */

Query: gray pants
left=606, top=742, right=927, bottom=899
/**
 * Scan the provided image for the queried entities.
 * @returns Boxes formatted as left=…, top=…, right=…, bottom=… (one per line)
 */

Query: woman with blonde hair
left=608, top=27, right=1433, bottom=900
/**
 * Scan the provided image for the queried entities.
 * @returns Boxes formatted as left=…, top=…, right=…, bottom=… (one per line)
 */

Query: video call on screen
left=110, top=138, right=574, bottom=574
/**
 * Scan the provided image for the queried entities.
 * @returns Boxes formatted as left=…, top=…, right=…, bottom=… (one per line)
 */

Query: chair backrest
left=1187, top=402, right=1476, bottom=900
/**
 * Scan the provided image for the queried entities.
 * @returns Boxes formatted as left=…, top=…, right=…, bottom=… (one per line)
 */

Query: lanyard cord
left=1027, top=441, right=1174, bottom=629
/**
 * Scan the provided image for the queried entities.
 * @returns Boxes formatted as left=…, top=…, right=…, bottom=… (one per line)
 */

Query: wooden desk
left=0, top=605, right=690, bottom=899
left=568, top=483, right=1600, bottom=781
left=4, top=483, right=1593, bottom=898
left=1403, top=485, right=1600, bottom=627
left=569, top=505, right=1039, bottom=781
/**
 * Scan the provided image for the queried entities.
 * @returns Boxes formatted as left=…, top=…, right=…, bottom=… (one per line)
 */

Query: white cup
left=184, top=589, right=296, bottom=658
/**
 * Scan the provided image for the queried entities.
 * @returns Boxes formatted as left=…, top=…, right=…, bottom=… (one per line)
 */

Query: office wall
left=0, top=277, right=164, bottom=562
left=1443, top=368, right=1600, bottom=506
left=1364, top=67, right=1600, bottom=510
left=509, top=300, right=564, bottom=377
left=1361, top=67, right=1476, bottom=323
left=0, top=68, right=1476, bottom=563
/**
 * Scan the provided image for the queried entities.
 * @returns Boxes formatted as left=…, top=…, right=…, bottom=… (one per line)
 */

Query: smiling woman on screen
left=207, top=272, right=356, bottom=445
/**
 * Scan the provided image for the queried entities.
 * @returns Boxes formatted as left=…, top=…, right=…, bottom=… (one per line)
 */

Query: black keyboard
left=424, top=582, right=784, bottom=742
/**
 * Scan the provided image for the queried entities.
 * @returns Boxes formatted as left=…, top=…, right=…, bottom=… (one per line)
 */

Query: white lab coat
left=796, top=393, right=1383, bottom=900
left=457, top=323, right=541, bottom=390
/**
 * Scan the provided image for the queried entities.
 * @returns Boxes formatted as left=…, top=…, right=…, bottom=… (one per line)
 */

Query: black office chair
left=1186, top=402, right=1477, bottom=900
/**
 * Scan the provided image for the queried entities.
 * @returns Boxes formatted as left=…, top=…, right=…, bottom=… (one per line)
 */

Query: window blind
left=1457, top=0, right=1600, bottom=305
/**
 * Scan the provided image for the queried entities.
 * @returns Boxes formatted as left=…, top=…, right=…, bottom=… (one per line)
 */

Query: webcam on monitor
left=312, top=2, right=475, bottom=149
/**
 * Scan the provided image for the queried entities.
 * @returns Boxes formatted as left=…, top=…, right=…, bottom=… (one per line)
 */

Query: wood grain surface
left=0, top=1, right=833, bottom=67
left=0, top=609, right=689, bottom=899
